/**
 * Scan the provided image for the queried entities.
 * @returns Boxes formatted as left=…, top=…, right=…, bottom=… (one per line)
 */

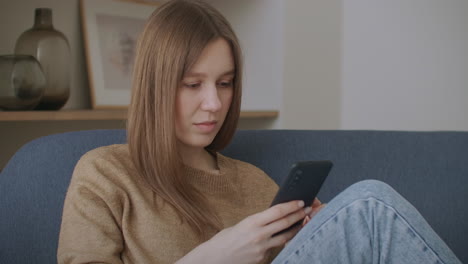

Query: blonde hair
left=127, top=0, right=242, bottom=239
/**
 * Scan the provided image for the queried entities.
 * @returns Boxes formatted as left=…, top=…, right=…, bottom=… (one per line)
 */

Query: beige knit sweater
left=57, top=144, right=280, bottom=263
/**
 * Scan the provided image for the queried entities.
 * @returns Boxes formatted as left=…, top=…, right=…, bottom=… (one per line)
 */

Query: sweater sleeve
left=57, top=151, right=125, bottom=264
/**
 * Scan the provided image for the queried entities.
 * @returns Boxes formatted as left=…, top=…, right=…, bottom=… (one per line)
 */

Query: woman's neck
left=179, top=145, right=218, bottom=172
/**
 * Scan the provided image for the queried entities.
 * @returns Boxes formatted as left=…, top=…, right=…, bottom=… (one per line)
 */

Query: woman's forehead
left=183, top=39, right=235, bottom=78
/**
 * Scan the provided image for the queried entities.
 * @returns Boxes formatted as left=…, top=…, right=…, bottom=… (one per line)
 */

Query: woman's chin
left=178, top=134, right=216, bottom=149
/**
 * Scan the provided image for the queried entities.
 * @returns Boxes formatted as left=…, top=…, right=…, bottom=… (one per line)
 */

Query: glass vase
left=0, top=55, right=46, bottom=110
left=15, top=8, right=71, bottom=110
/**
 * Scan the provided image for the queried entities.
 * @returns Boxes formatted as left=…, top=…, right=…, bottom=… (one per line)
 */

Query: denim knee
left=346, top=179, right=399, bottom=201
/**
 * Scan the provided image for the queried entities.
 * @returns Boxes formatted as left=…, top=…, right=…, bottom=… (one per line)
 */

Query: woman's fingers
left=301, top=215, right=311, bottom=227
left=312, top=198, right=322, bottom=208
left=266, top=224, right=302, bottom=248
left=262, top=206, right=312, bottom=236
left=250, top=200, right=305, bottom=226
left=307, top=203, right=327, bottom=219
left=298, top=203, right=327, bottom=229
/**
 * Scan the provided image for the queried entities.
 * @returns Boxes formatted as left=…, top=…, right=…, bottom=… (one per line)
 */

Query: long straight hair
left=127, top=0, right=242, bottom=239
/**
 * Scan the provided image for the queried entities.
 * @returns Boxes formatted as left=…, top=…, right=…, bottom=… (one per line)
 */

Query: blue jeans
left=272, top=180, right=461, bottom=264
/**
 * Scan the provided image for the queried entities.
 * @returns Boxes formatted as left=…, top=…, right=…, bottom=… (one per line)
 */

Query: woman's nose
left=200, top=85, right=222, bottom=112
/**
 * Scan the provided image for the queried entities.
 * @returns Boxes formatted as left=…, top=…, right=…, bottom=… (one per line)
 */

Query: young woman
left=58, top=1, right=461, bottom=263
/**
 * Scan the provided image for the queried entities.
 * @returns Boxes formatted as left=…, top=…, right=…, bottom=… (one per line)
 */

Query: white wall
left=282, top=0, right=342, bottom=129
left=211, top=0, right=283, bottom=112
left=210, top=0, right=284, bottom=128
left=341, top=0, right=468, bottom=130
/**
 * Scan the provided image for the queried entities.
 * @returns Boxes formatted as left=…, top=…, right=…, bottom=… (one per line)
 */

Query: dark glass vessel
left=15, top=8, right=70, bottom=110
left=0, top=55, right=46, bottom=110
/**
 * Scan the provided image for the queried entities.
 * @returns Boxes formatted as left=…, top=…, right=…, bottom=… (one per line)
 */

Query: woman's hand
left=177, top=200, right=312, bottom=264
left=302, top=198, right=326, bottom=226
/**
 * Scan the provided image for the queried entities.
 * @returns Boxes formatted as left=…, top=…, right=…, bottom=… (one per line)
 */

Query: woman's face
left=175, top=38, right=234, bottom=150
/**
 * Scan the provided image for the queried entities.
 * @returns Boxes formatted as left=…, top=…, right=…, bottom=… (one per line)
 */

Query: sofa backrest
left=0, top=129, right=127, bottom=263
left=0, top=129, right=466, bottom=263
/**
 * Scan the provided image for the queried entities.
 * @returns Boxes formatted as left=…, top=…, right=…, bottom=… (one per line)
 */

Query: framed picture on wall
left=80, top=0, right=158, bottom=109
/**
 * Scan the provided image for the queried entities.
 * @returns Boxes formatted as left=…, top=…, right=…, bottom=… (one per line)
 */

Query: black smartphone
left=270, top=160, right=333, bottom=236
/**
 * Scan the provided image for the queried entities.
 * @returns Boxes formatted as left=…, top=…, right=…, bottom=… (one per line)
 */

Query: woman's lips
left=194, top=121, right=217, bottom=133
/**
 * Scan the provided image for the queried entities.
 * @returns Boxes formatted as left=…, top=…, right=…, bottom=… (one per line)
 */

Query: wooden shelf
left=0, top=110, right=278, bottom=121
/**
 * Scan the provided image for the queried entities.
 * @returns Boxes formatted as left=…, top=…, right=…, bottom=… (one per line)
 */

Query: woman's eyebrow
left=184, top=69, right=235, bottom=78
left=220, top=70, right=235, bottom=76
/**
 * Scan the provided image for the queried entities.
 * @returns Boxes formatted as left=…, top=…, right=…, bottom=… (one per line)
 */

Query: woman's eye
left=218, top=80, right=233, bottom=88
left=184, top=82, right=201, bottom=89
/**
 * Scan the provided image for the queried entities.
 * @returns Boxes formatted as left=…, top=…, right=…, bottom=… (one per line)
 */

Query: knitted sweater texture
left=58, top=144, right=279, bottom=263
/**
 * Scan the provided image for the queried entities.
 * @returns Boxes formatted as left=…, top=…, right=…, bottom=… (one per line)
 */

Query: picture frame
left=80, top=0, right=159, bottom=109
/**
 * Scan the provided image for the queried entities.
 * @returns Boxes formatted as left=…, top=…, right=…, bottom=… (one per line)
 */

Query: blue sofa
left=0, top=129, right=466, bottom=263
